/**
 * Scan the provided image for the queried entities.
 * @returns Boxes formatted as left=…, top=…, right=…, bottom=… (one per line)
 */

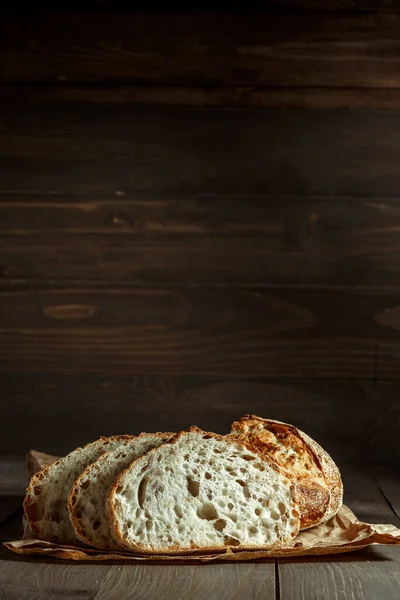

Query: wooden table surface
left=0, top=466, right=399, bottom=600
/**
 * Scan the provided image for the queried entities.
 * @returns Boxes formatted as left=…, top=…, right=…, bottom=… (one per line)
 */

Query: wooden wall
left=1, top=5, right=400, bottom=463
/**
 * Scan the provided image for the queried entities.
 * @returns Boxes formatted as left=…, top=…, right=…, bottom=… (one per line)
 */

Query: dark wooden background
left=1, top=3, right=400, bottom=466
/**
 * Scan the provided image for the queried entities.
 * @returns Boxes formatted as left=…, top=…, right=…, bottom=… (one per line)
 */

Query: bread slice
left=230, top=416, right=343, bottom=530
left=68, top=432, right=173, bottom=549
left=107, top=426, right=300, bottom=554
left=23, top=435, right=135, bottom=545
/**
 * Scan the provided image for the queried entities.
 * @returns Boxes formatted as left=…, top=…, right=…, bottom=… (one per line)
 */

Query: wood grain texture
left=0, top=284, right=390, bottom=379
left=3, top=106, right=400, bottom=198
left=3, top=375, right=395, bottom=467
left=5, top=84, right=400, bottom=111
left=0, top=553, right=111, bottom=600
left=4, top=193, right=400, bottom=286
left=2, top=12, right=400, bottom=89
left=94, top=563, right=274, bottom=600
left=278, top=468, right=400, bottom=600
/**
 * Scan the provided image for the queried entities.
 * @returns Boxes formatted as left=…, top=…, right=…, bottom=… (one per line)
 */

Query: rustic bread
left=23, top=435, right=134, bottom=545
left=68, top=432, right=173, bottom=549
left=230, top=415, right=343, bottom=530
left=107, top=427, right=300, bottom=554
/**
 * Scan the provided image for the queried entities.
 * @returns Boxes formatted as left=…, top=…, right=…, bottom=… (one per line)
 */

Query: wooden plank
left=2, top=376, right=391, bottom=466
left=94, top=563, right=275, bottom=600
left=2, top=12, right=400, bottom=89
left=3, top=106, right=400, bottom=198
left=0, top=512, right=110, bottom=600
left=4, top=84, right=400, bottom=111
left=0, top=285, right=384, bottom=333
left=0, top=284, right=388, bottom=380
left=0, top=328, right=376, bottom=379
left=278, top=467, right=400, bottom=600
left=0, top=546, right=111, bottom=600
left=4, top=229, right=400, bottom=287
left=4, top=192, right=400, bottom=287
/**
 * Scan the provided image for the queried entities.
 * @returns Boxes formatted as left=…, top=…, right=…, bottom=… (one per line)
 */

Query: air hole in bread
left=93, top=520, right=101, bottom=531
left=187, top=477, right=200, bottom=497
left=197, top=503, right=218, bottom=521
left=34, top=486, right=42, bottom=495
left=236, top=479, right=246, bottom=487
left=224, top=535, right=240, bottom=546
left=242, top=486, right=251, bottom=499
left=241, top=455, right=256, bottom=461
left=228, top=502, right=234, bottom=510
left=81, top=480, right=90, bottom=490
left=207, top=492, right=213, bottom=501
left=202, top=435, right=212, bottom=439
left=214, top=448, right=221, bottom=454
left=146, top=520, right=152, bottom=530
left=214, top=519, right=226, bottom=531
left=278, top=502, right=286, bottom=514
left=205, top=472, right=212, bottom=480
left=271, top=510, right=280, bottom=520
left=254, top=508, right=261, bottom=516
left=228, top=513, right=238, bottom=523
left=248, top=525, right=257, bottom=535
left=138, top=475, right=149, bottom=509
left=174, top=504, right=183, bottom=518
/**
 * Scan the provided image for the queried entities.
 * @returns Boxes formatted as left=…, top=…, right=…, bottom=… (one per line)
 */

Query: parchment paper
left=4, top=450, right=400, bottom=562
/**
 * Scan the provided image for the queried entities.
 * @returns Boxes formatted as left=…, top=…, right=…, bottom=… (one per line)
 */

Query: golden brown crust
left=230, top=416, right=343, bottom=530
left=106, top=426, right=300, bottom=555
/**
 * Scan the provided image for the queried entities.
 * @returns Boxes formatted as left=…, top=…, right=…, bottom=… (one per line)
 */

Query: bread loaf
left=230, top=415, right=343, bottom=529
left=107, top=427, right=300, bottom=554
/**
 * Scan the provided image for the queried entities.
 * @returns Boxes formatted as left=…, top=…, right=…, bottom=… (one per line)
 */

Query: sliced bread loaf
left=68, top=432, right=173, bottom=549
left=230, top=415, right=343, bottom=530
left=24, top=435, right=135, bottom=545
left=107, top=427, right=300, bottom=554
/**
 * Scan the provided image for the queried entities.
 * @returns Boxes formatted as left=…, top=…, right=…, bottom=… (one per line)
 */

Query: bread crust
left=23, top=435, right=135, bottom=544
left=68, top=432, right=173, bottom=549
left=106, top=426, right=300, bottom=554
left=231, top=416, right=343, bottom=530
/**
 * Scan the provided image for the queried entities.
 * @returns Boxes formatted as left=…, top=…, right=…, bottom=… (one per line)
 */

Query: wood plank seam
left=275, top=559, right=281, bottom=600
